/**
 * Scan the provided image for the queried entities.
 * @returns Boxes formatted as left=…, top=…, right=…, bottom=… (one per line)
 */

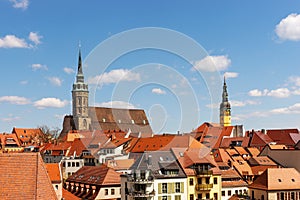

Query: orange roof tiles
left=0, top=153, right=57, bottom=200
left=67, top=165, right=121, bottom=186
left=62, top=188, right=80, bottom=200
left=45, top=163, right=62, bottom=183
left=12, top=127, right=44, bottom=144
left=247, top=147, right=260, bottom=157
left=249, top=168, right=300, bottom=190
left=266, top=129, right=299, bottom=146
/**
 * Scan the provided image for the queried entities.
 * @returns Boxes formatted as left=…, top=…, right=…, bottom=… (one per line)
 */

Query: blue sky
left=1, top=0, right=300, bottom=133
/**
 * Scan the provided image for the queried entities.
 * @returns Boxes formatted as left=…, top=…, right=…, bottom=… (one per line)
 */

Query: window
left=205, top=177, right=210, bottom=184
left=189, top=194, right=194, bottom=200
left=72, top=162, right=75, bottom=167
left=175, top=195, right=181, bottom=200
left=189, top=178, right=194, bottom=186
left=198, top=194, right=202, bottom=200
left=222, top=191, right=225, bottom=196
left=105, top=189, right=108, bottom=195
left=214, top=177, right=218, bottom=184
left=162, top=196, right=167, bottom=200
left=198, top=178, right=202, bottom=184
left=280, top=192, right=284, bottom=200
left=228, top=190, right=232, bottom=196
left=206, top=193, right=210, bottom=199
left=175, top=182, right=180, bottom=193
left=235, top=190, right=238, bottom=194
left=111, top=189, right=115, bottom=195
left=67, top=162, right=71, bottom=167
left=76, top=162, right=80, bottom=167
left=291, top=192, right=295, bottom=200
left=55, top=185, right=58, bottom=190
left=162, top=183, right=167, bottom=193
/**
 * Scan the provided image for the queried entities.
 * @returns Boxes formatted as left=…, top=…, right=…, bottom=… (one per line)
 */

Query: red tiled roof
left=45, top=163, right=62, bottom=183
left=12, top=127, right=44, bottom=143
left=67, top=138, right=88, bottom=157
left=0, top=133, right=21, bottom=147
left=267, top=129, right=299, bottom=146
left=249, top=168, right=300, bottom=190
left=0, top=153, right=57, bottom=200
left=62, top=188, right=80, bottom=200
left=249, top=131, right=273, bottom=148
left=67, top=165, right=121, bottom=186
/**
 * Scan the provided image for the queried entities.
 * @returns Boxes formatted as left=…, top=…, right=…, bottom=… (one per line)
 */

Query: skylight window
left=278, top=179, right=282, bottom=182
left=292, top=179, right=295, bottom=182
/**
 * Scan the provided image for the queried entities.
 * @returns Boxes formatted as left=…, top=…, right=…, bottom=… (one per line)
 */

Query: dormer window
left=102, top=118, right=106, bottom=122
left=131, top=120, right=135, bottom=124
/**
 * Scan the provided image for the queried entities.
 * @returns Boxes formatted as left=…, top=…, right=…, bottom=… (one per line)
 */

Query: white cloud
left=152, top=88, right=166, bottom=95
left=34, top=98, right=68, bottom=109
left=88, top=69, right=140, bottom=85
left=1, top=115, right=21, bottom=122
left=275, top=13, right=300, bottom=41
left=0, top=34, right=28, bottom=48
left=63, top=67, right=75, bottom=74
left=0, top=96, right=30, bottom=105
left=28, top=32, right=42, bottom=45
left=267, top=88, right=290, bottom=98
left=270, top=103, right=300, bottom=114
left=192, top=55, right=231, bottom=72
left=248, top=89, right=263, bottom=97
left=48, top=77, right=63, bottom=86
left=248, top=88, right=290, bottom=98
left=224, top=72, right=239, bottom=79
left=289, top=76, right=300, bottom=87
left=94, top=101, right=136, bottom=109
left=31, top=63, right=48, bottom=71
left=9, top=0, right=29, bottom=10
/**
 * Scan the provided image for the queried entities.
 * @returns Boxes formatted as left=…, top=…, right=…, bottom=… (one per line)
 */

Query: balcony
left=195, top=183, right=213, bottom=191
left=127, top=175, right=154, bottom=183
left=195, top=170, right=213, bottom=176
left=127, top=190, right=155, bottom=197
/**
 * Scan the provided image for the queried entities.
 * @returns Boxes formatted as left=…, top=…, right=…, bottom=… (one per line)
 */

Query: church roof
left=88, top=107, right=153, bottom=137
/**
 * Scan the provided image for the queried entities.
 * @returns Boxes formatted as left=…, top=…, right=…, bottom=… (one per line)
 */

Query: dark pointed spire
left=76, top=45, right=84, bottom=83
left=78, top=48, right=83, bottom=74
left=222, top=76, right=228, bottom=102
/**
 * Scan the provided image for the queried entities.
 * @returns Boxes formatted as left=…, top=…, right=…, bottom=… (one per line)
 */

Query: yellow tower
left=220, top=77, right=231, bottom=126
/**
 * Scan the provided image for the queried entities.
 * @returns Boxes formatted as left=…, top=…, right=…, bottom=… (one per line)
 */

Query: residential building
left=249, top=168, right=300, bottom=200
left=65, top=165, right=121, bottom=199
left=0, top=153, right=57, bottom=199
left=0, top=133, right=23, bottom=152
left=172, top=146, right=222, bottom=200
left=12, top=127, right=45, bottom=147
left=121, top=150, right=187, bottom=200
left=259, top=144, right=300, bottom=172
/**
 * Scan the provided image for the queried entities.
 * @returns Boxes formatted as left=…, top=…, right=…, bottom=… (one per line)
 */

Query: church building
left=60, top=49, right=153, bottom=138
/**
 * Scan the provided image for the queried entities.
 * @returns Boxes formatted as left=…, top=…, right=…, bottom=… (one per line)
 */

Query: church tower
left=72, top=48, right=91, bottom=130
left=220, top=77, right=231, bottom=127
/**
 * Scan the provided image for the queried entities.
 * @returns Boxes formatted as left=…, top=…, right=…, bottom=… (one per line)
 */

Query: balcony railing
left=195, top=183, right=213, bottom=191
left=127, top=175, right=154, bottom=183
left=195, top=170, right=213, bottom=176
left=127, top=190, right=155, bottom=197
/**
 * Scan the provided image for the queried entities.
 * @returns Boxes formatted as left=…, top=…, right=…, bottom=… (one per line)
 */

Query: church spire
left=76, top=47, right=84, bottom=83
left=220, top=76, right=231, bottom=127
left=222, top=76, right=229, bottom=102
